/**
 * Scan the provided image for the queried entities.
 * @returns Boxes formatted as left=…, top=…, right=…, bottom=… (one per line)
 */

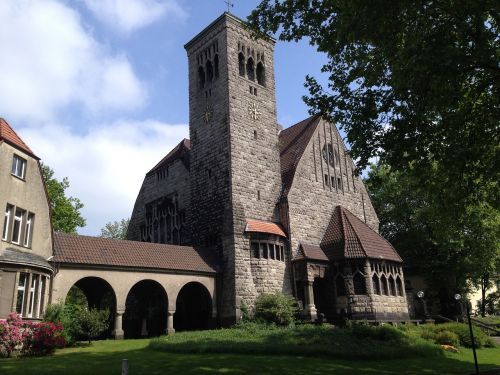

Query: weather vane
left=224, top=0, right=234, bottom=12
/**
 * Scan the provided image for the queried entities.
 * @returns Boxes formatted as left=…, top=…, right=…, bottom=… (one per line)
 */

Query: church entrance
left=313, top=277, right=331, bottom=320
left=174, top=282, right=212, bottom=331
left=123, top=280, right=168, bottom=339
left=65, top=277, right=116, bottom=338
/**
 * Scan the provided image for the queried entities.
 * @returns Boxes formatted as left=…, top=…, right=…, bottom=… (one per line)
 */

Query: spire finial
left=224, top=0, right=234, bottom=13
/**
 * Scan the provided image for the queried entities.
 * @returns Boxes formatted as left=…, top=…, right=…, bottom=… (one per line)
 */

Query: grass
left=0, top=325, right=499, bottom=375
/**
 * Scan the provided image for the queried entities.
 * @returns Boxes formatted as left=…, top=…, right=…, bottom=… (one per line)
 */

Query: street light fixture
left=416, top=290, right=429, bottom=322
left=454, top=293, right=479, bottom=375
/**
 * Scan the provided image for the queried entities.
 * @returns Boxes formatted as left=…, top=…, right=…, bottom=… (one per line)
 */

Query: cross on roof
left=224, top=0, right=234, bottom=12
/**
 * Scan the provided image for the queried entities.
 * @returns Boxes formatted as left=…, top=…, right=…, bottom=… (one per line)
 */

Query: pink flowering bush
left=0, top=312, right=65, bottom=357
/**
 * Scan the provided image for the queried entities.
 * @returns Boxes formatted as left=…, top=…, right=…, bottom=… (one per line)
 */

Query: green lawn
left=1, top=338, right=499, bottom=375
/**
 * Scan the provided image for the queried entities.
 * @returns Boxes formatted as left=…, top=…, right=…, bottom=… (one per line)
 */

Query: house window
left=16, top=273, right=27, bottom=314
left=2, top=204, right=12, bottom=241
left=250, top=239, right=285, bottom=262
left=12, top=208, right=24, bottom=245
left=28, top=275, right=37, bottom=318
left=24, top=213, right=34, bottom=247
left=11, top=155, right=26, bottom=179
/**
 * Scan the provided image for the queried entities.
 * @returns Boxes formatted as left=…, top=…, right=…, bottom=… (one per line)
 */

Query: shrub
left=22, top=321, right=65, bottom=356
left=352, top=324, right=404, bottom=342
left=254, top=292, right=298, bottom=326
left=44, top=301, right=83, bottom=345
left=73, top=308, right=109, bottom=343
left=434, top=330, right=459, bottom=346
left=410, top=323, right=496, bottom=348
left=0, top=313, right=25, bottom=357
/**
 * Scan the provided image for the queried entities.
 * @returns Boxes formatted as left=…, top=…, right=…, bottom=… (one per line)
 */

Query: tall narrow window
left=251, top=242, right=259, bottom=258
left=214, top=54, right=219, bottom=79
left=353, top=272, right=367, bottom=294
left=380, top=275, right=388, bottom=295
left=37, top=276, right=44, bottom=318
left=246, top=58, right=255, bottom=81
left=206, top=60, right=214, bottom=83
left=372, top=275, right=380, bottom=295
left=28, top=275, right=37, bottom=318
left=198, top=66, right=205, bottom=88
left=256, top=62, right=265, bottom=86
left=2, top=204, right=12, bottom=241
left=11, top=155, right=26, bottom=179
left=238, top=53, right=245, bottom=76
left=12, top=208, right=24, bottom=244
left=24, top=213, right=34, bottom=247
left=16, top=273, right=27, bottom=314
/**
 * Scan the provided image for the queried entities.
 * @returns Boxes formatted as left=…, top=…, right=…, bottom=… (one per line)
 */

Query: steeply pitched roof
left=0, top=118, right=38, bottom=158
left=321, top=206, right=402, bottom=262
left=53, top=232, right=217, bottom=274
left=245, top=219, right=287, bottom=237
left=279, top=115, right=321, bottom=198
left=147, top=138, right=191, bottom=175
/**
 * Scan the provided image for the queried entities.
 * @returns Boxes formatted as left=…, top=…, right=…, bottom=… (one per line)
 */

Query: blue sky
left=0, top=0, right=328, bottom=235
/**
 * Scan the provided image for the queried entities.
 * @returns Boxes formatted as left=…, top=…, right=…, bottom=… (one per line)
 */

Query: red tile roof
left=147, top=138, right=191, bottom=175
left=321, top=206, right=402, bottom=262
left=0, top=118, right=38, bottom=158
left=53, top=232, right=217, bottom=274
left=245, top=219, right=287, bottom=238
left=279, top=115, right=321, bottom=198
left=294, top=243, right=329, bottom=262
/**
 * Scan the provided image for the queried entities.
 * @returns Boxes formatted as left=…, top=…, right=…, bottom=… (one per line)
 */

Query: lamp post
left=455, top=294, right=479, bottom=375
left=416, top=290, right=429, bottom=322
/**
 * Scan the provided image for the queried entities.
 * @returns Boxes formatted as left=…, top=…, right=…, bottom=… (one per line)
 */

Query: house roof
left=52, top=232, right=217, bottom=274
left=147, top=138, right=191, bottom=175
left=294, top=243, right=329, bottom=262
left=245, top=219, right=287, bottom=238
left=279, top=115, right=321, bottom=198
left=0, top=247, right=53, bottom=272
left=0, top=118, right=38, bottom=159
left=321, top=206, right=402, bottom=262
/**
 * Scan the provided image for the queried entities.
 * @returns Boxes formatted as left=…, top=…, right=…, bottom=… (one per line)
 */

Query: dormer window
left=11, top=154, right=26, bottom=179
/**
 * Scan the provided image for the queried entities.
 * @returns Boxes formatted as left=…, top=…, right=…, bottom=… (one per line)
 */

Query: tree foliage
left=73, top=308, right=109, bottom=344
left=100, top=218, right=129, bottom=240
left=41, top=164, right=85, bottom=233
left=254, top=292, right=298, bottom=326
left=249, top=0, right=499, bottom=203
left=365, top=163, right=500, bottom=302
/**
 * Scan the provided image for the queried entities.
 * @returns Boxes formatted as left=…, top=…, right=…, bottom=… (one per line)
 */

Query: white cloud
left=83, top=0, right=186, bottom=34
left=0, top=0, right=146, bottom=123
left=19, top=120, right=189, bottom=235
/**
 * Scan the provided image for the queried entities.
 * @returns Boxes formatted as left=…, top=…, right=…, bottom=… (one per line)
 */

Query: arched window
left=256, top=62, right=265, bottom=86
left=380, top=275, right=388, bottom=295
left=372, top=275, right=380, bottom=295
left=214, top=54, right=219, bottom=79
left=396, top=277, right=404, bottom=296
left=247, top=57, right=255, bottom=81
left=238, top=53, right=245, bottom=76
left=388, top=276, right=396, bottom=296
left=335, top=275, right=346, bottom=297
left=206, top=60, right=214, bottom=83
left=353, top=273, right=367, bottom=295
left=198, top=66, right=205, bottom=88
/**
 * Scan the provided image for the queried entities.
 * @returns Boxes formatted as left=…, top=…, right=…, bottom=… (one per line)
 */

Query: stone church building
left=0, top=13, right=408, bottom=338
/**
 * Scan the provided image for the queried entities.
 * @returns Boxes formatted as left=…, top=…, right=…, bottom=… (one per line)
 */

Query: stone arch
left=246, top=57, right=255, bottom=81
left=65, top=276, right=116, bottom=338
left=214, top=54, right=219, bottom=79
left=174, top=281, right=212, bottom=331
left=206, top=60, right=214, bottom=83
left=353, top=272, right=366, bottom=295
left=123, top=279, right=168, bottom=338
left=198, top=66, right=205, bottom=88
left=256, top=61, right=265, bottom=86
left=238, top=52, right=245, bottom=76
left=372, top=274, right=380, bottom=295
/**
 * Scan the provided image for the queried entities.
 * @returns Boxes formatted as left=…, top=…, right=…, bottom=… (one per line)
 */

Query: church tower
left=185, top=13, right=288, bottom=324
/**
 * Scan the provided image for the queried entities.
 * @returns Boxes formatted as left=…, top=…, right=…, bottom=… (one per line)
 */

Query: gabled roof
left=0, top=118, right=38, bottom=159
left=53, top=232, right=217, bottom=274
left=245, top=219, right=287, bottom=238
left=147, top=138, right=191, bottom=175
left=321, top=206, right=402, bottom=262
left=294, top=243, right=329, bottom=262
left=279, top=115, right=321, bottom=198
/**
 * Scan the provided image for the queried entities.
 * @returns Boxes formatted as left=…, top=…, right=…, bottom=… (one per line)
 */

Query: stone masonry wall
left=127, top=158, right=190, bottom=244
left=287, top=118, right=379, bottom=258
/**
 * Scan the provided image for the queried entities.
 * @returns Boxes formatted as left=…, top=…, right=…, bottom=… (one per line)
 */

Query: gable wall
left=286, top=119, right=379, bottom=257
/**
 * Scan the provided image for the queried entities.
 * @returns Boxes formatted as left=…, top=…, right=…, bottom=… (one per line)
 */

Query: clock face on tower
left=203, top=105, right=213, bottom=123
left=248, top=102, right=261, bottom=121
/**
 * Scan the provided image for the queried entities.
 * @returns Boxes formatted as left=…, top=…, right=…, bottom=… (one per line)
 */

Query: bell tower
left=185, top=13, right=287, bottom=324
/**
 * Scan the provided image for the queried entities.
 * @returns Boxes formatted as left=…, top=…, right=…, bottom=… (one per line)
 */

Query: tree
left=73, top=308, right=109, bottom=344
left=100, top=218, right=129, bottom=240
left=365, top=163, right=500, bottom=314
left=41, top=164, right=86, bottom=233
left=248, top=1, right=499, bottom=205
